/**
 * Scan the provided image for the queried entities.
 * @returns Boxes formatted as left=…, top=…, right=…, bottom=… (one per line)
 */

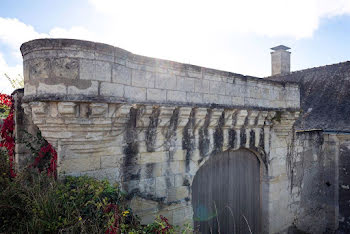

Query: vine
left=0, top=93, right=15, bottom=178
left=0, top=93, right=58, bottom=178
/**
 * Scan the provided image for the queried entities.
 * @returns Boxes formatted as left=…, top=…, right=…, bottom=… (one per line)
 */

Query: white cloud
left=0, top=18, right=100, bottom=91
left=89, top=0, right=350, bottom=39
left=0, top=18, right=101, bottom=61
left=0, top=52, right=22, bottom=94
left=1, top=0, right=350, bottom=84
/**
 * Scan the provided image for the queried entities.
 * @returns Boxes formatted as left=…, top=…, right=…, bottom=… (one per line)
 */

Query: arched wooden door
left=192, top=149, right=261, bottom=234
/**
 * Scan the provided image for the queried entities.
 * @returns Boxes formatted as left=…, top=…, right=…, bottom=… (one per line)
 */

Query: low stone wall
left=21, top=39, right=299, bottom=109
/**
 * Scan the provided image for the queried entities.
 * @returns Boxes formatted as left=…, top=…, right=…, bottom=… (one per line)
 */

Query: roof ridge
left=266, top=60, right=350, bottom=78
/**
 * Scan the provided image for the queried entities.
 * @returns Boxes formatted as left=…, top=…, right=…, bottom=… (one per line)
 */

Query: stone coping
left=21, top=38, right=299, bottom=87
left=22, top=94, right=300, bottom=112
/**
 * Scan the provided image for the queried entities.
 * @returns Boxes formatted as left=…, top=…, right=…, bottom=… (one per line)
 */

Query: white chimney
left=271, top=45, right=291, bottom=76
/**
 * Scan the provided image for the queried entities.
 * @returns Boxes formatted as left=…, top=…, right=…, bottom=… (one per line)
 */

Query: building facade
left=14, top=39, right=348, bottom=233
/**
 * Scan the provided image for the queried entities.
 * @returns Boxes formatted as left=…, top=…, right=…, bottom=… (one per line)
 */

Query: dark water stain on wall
left=165, top=108, right=179, bottom=154
left=122, top=107, right=140, bottom=182
left=229, top=129, right=236, bottom=149
left=259, top=127, right=264, bottom=150
left=212, top=112, right=224, bottom=154
left=249, top=129, right=255, bottom=149
left=199, top=109, right=211, bottom=158
left=163, top=108, right=180, bottom=191
left=145, top=107, right=160, bottom=152
left=240, top=129, right=247, bottom=147
left=182, top=109, right=195, bottom=172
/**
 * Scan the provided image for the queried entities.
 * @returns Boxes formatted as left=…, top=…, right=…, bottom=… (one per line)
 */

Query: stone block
left=37, top=83, right=66, bottom=95
left=101, top=155, right=123, bottom=168
left=80, top=59, right=111, bottom=81
left=95, top=61, right=112, bottom=81
left=23, top=60, right=30, bottom=82
left=172, top=149, right=186, bottom=161
left=203, top=94, right=219, bottom=104
left=60, top=156, right=100, bottom=173
left=132, top=70, right=155, bottom=88
left=80, top=168, right=121, bottom=182
left=139, top=178, right=156, bottom=194
left=209, top=80, right=224, bottom=95
left=79, top=59, right=94, bottom=80
left=217, top=95, right=232, bottom=105
left=147, top=88, right=166, bottom=102
left=112, top=64, right=132, bottom=85
left=56, top=49, right=95, bottom=60
left=130, top=196, right=159, bottom=213
left=174, top=174, right=185, bottom=187
left=95, top=51, right=114, bottom=62
left=100, top=82, right=124, bottom=97
left=156, top=176, right=175, bottom=191
left=177, top=77, right=195, bottom=92
left=24, top=83, right=37, bottom=95
left=29, top=58, right=50, bottom=79
left=51, top=58, right=79, bottom=79
left=155, top=73, right=177, bottom=90
left=68, top=81, right=98, bottom=95
left=167, top=186, right=189, bottom=202
left=58, top=102, right=76, bottom=115
left=194, top=79, right=209, bottom=93
left=186, top=92, right=202, bottom=103
left=139, top=151, right=167, bottom=164
left=167, top=90, right=187, bottom=103
left=124, top=86, right=146, bottom=101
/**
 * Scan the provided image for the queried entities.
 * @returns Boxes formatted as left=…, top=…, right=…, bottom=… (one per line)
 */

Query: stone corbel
left=208, top=108, right=224, bottom=152
left=222, top=109, right=235, bottom=151
left=176, top=107, right=193, bottom=147
left=156, top=106, right=177, bottom=151
left=234, top=109, right=248, bottom=149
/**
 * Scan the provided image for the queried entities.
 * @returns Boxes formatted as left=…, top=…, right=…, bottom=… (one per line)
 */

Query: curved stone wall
left=21, top=39, right=299, bottom=109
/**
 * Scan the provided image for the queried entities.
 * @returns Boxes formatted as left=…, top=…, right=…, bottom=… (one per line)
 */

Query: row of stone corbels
left=21, top=101, right=287, bottom=153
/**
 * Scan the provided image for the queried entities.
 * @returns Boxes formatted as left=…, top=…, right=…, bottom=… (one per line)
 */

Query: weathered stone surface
left=51, top=58, right=79, bottom=79
left=147, top=88, right=166, bottom=102
left=112, top=64, right=132, bottom=85
left=124, top=86, right=146, bottom=101
left=100, top=82, right=124, bottom=97
left=68, top=81, right=98, bottom=95
left=18, top=39, right=322, bottom=234
left=29, top=58, right=50, bottom=79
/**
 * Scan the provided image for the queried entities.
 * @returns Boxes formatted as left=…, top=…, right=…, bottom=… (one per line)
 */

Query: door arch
left=192, top=149, right=261, bottom=234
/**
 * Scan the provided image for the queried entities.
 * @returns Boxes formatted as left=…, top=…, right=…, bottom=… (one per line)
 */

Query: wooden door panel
left=192, top=149, right=260, bottom=234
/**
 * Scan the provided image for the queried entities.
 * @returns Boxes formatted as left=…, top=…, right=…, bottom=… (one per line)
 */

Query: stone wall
left=12, top=89, right=41, bottom=169
left=338, top=135, right=350, bottom=233
left=285, top=131, right=340, bottom=233
left=19, top=39, right=305, bottom=233
left=21, top=39, right=299, bottom=109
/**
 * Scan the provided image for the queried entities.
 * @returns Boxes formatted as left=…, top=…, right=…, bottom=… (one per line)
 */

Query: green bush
left=0, top=165, right=141, bottom=233
left=0, top=148, right=191, bottom=233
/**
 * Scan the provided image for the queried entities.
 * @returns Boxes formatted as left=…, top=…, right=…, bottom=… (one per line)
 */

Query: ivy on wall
left=0, top=93, right=57, bottom=178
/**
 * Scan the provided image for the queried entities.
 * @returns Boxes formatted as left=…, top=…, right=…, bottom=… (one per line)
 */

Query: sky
left=1, top=0, right=350, bottom=94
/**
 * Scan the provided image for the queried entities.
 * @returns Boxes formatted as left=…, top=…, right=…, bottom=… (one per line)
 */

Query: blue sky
left=1, top=0, right=350, bottom=93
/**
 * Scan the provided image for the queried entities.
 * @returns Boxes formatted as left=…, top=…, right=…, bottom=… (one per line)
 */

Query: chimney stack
left=271, top=45, right=291, bottom=76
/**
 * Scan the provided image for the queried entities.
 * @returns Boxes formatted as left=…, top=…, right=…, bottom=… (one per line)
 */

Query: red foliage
left=156, top=216, right=173, bottom=234
left=32, top=144, right=58, bottom=178
left=0, top=93, right=12, bottom=107
left=104, top=204, right=120, bottom=234
left=0, top=92, right=58, bottom=178
left=0, top=94, right=15, bottom=177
